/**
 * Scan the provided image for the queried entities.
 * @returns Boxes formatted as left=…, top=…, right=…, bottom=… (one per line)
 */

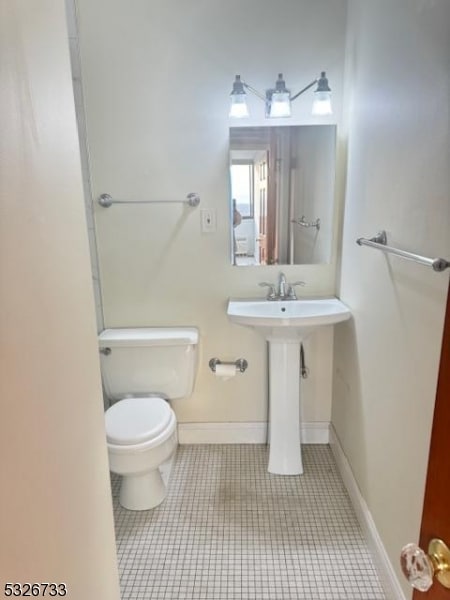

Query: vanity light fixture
left=229, top=71, right=332, bottom=119
left=229, top=75, right=250, bottom=118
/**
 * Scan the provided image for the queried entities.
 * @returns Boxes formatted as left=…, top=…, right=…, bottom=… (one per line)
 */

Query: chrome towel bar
left=356, top=231, right=450, bottom=272
left=98, top=192, right=200, bottom=208
left=291, top=215, right=320, bottom=230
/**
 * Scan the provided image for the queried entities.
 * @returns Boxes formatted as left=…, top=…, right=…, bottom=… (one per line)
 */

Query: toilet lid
left=105, top=397, right=173, bottom=445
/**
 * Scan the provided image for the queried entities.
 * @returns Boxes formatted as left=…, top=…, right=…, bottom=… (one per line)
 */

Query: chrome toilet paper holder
left=209, top=358, right=248, bottom=373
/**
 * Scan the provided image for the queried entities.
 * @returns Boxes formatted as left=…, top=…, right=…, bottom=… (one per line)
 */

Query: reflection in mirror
left=229, top=125, right=336, bottom=266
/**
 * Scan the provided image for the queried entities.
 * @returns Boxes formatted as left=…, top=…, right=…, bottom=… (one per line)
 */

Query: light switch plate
left=201, top=209, right=216, bottom=233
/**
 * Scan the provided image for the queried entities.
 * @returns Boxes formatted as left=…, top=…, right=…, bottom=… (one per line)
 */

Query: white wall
left=65, top=0, right=104, bottom=331
left=292, top=125, right=336, bottom=264
left=0, top=2, right=120, bottom=597
left=76, top=0, right=347, bottom=426
left=333, top=1, right=450, bottom=597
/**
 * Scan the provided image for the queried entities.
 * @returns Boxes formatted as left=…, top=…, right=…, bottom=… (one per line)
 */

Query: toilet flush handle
left=100, top=347, right=111, bottom=356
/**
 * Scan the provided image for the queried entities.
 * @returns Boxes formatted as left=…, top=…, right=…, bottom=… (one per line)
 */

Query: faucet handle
left=259, top=282, right=276, bottom=300
left=287, top=281, right=306, bottom=300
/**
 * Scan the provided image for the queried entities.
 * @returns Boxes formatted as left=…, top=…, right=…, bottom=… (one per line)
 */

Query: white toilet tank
left=99, top=327, right=199, bottom=401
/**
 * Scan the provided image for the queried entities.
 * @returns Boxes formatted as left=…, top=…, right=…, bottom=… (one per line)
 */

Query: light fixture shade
left=267, top=74, right=291, bottom=118
left=229, top=75, right=249, bottom=118
left=269, top=91, right=291, bottom=118
left=312, top=71, right=332, bottom=115
left=229, top=94, right=249, bottom=118
left=312, top=91, right=332, bottom=115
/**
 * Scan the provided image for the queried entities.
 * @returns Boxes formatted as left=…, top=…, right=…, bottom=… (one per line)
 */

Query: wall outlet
left=201, top=209, right=216, bottom=233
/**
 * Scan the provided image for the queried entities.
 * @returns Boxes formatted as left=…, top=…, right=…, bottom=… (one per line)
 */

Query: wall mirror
left=230, top=124, right=336, bottom=266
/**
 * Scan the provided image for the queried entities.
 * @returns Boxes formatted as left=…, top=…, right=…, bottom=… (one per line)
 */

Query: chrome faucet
left=278, top=272, right=287, bottom=299
left=259, top=272, right=305, bottom=300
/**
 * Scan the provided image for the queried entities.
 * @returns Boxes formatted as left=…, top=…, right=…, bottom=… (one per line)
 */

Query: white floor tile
left=111, top=445, right=386, bottom=600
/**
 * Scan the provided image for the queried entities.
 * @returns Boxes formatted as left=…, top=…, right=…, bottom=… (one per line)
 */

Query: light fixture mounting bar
left=241, top=81, right=266, bottom=101
left=291, top=79, right=318, bottom=102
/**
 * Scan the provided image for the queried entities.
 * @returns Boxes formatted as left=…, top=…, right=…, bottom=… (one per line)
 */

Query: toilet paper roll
left=214, top=363, right=237, bottom=380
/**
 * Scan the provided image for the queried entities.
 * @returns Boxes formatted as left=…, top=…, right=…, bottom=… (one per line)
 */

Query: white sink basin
left=228, top=297, right=351, bottom=338
left=227, top=296, right=351, bottom=476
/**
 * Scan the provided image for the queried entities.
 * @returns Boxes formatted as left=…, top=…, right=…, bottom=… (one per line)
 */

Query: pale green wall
left=0, top=2, right=119, bottom=595
left=333, top=1, right=450, bottom=597
left=76, top=0, right=348, bottom=425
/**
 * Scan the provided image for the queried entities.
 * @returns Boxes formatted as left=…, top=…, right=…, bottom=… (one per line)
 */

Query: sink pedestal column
left=267, top=338, right=303, bottom=475
left=227, top=296, right=351, bottom=476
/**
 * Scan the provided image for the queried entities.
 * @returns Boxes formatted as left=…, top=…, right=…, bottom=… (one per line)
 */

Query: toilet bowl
left=99, top=327, right=199, bottom=510
left=105, top=396, right=178, bottom=510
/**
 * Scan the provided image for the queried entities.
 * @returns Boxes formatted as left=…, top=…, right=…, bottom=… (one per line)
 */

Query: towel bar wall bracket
left=98, top=192, right=201, bottom=208
left=356, top=230, right=450, bottom=272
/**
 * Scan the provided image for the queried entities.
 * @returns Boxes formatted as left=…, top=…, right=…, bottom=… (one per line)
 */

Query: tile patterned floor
left=112, top=445, right=386, bottom=599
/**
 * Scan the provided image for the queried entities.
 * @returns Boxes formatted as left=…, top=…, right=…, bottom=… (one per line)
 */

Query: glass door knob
left=400, top=539, right=450, bottom=592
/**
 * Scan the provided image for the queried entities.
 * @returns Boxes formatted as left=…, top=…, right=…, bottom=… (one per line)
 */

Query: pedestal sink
left=227, top=297, right=351, bottom=475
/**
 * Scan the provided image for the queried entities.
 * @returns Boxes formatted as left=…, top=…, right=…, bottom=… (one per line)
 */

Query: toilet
left=98, top=327, right=199, bottom=510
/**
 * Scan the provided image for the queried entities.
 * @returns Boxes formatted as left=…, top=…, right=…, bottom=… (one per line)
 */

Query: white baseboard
left=329, top=425, right=407, bottom=600
left=178, top=421, right=330, bottom=445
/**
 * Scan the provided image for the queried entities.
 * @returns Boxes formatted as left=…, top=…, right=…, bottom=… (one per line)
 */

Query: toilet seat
left=105, top=397, right=173, bottom=446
